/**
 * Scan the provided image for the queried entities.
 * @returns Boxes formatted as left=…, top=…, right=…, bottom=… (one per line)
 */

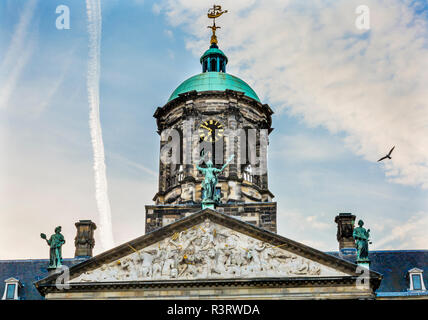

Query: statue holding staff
left=197, top=154, right=234, bottom=203
left=41, top=226, right=66, bottom=269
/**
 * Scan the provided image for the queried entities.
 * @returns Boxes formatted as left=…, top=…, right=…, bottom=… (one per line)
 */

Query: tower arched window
left=243, top=164, right=253, bottom=183
left=210, top=58, right=217, bottom=72
left=178, top=165, right=184, bottom=182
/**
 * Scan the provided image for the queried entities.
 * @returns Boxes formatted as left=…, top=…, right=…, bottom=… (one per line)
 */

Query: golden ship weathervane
left=207, top=5, right=228, bottom=45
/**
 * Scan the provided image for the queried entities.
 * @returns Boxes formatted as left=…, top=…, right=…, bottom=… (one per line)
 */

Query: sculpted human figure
left=353, top=219, right=371, bottom=262
left=120, top=256, right=136, bottom=280
left=140, top=250, right=156, bottom=278
left=40, top=226, right=66, bottom=269
left=204, top=248, right=221, bottom=276
left=200, top=220, right=218, bottom=250
left=152, top=250, right=164, bottom=279
left=78, top=271, right=93, bottom=282
left=98, top=264, right=117, bottom=281
left=179, top=252, right=199, bottom=279
left=226, top=250, right=243, bottom=276
left=259, top=243, right=277, bottom=273
left=197, top=155, right=234, bottom=203
left=289, top=257, right=310, bottom=275
left=308, top=263, right=321, bottom=275
left=246, top=239, right=265, bottom=272
left=181, top=183, right=195, bottom=202
left=162, top=250, right=178, bottom=277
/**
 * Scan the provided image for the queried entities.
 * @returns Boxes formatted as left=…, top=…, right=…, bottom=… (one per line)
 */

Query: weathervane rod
left=207, top=4, right=228, bottom=45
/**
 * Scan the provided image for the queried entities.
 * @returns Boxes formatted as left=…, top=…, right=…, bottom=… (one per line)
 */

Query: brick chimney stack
left=74, top=220, right=97, bottom=258
left=334, top=213, right=356, bottom=255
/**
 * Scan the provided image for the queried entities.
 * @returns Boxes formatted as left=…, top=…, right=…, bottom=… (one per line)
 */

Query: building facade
left=1, top=8, right=428, bottom=301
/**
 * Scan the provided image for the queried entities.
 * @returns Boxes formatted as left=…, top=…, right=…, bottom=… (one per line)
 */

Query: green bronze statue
left=197, top=154, right=234, bottom=205
left=41, top=226, right=65, bottom=269
left=353, top=220, right=370, bottom=262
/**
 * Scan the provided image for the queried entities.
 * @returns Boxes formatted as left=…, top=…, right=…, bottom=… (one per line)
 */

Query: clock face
left=199, top=119, right=224, bottom=142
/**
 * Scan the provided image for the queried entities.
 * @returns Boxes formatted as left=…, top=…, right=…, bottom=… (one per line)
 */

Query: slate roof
left=0, top=258, right=87, bottom=300
left=327, top=250, right=428, bottom=297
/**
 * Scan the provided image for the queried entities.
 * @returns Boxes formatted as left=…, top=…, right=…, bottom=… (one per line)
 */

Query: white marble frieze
left=71, top=219, right=347, bottom=282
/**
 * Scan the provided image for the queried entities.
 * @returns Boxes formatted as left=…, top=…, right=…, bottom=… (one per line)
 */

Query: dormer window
left=408, top=268, right=426, bottom=291
left=2, top=278, right=22, bottom=300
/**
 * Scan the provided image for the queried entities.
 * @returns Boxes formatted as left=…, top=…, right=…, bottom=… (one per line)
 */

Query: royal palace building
left=1, top=7, right=427, bottom=301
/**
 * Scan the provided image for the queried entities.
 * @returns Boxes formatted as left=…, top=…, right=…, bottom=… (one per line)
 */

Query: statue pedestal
left=47, top=267, right=59, bottom=276
left=357, top=260, right=370, bottom=270
left=47, top=264, right=65, bottom=275
left=202, top=200, right=215, bottom=210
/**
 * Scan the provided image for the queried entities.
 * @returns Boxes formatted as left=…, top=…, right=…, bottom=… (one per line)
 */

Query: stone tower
left=145, top=14, right=276, bottom=233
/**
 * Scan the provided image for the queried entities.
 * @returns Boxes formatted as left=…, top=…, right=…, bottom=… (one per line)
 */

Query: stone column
left=334, top=213, right=356, bottom=255
left=74, top=220, right=97, bottom=258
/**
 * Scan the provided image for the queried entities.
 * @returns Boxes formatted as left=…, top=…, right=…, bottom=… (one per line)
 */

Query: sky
left=0, top=0, right=427, bottom=260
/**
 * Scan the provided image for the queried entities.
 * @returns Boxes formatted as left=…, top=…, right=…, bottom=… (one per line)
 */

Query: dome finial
left=207, top=5, right=228, bottom=45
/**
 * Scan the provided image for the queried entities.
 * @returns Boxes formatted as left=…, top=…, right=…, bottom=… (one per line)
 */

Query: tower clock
left=199, top=119, right=224, bottom=142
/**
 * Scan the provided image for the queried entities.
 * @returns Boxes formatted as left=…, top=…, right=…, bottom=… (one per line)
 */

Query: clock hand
left=201, top=125, right=212, bottom=132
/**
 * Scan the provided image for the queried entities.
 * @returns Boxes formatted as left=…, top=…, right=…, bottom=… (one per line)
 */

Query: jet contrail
left=85, top=0, right=114, bottom=250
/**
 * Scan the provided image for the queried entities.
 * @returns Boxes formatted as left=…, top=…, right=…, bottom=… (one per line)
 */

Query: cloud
left=277, top=208, right=335, bottom=251
left=0, top=117, right=156, bottom=259
left=0, top=0, right=37, bottom=109
left=109, top=153, right=157, bottom=177
left=374, top=212, right=428, bottom=250
left=152, top=3, right=161, bottom=15
left=157, top=0, right=428, bottom=190
left=272, top=133, right=346, bottom=162
left=164, top=29, right=173, bottom=38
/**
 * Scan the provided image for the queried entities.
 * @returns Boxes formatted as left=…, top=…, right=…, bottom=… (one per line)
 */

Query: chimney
left=74, top=220, right=97, bottom=258
left=334, top=213, right=356, bottom=255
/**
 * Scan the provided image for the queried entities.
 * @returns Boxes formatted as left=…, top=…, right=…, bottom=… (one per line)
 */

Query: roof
left=327, top=250, right=428, bottom=296
left=0, top=258, right=87, bottom=300
left=168, top=72, right=261, bottom=103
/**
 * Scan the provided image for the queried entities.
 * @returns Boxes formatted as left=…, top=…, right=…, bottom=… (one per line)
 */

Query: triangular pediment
left=36, top=209, right=381, bottom=287
left=71, top=220, right=346, bottom=282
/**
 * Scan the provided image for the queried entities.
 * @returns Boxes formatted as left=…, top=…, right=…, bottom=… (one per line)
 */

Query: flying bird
left=377, top=146, right=395, bottom=162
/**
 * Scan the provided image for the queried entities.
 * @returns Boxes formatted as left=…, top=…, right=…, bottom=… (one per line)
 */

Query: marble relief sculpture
left=73, top=219, right=344, bottom=283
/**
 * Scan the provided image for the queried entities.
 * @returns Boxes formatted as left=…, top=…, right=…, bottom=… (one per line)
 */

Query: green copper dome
left=167, top=42, right=260, bottom=103
left=168, top=72, right=260, bottom=102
